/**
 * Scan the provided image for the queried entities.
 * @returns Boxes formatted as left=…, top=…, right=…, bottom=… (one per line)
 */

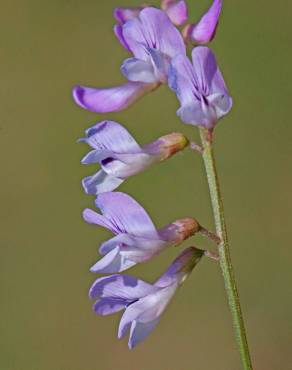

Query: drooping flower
left=183, top=0, right=222, bottom=44
left=73, top=8, right=186, bottom=113
left=89, top=247, right=204, bottom=348
left=80, top=120, right=189, bottom=195
left=169, top=46, right=232, bottom=128
left=83, top=192, right=200, bottom=273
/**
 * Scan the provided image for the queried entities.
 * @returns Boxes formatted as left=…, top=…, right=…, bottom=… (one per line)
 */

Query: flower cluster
left=74, top=0, right=232, bottom=349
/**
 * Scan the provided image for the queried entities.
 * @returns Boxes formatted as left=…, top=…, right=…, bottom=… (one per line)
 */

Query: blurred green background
left=1, top=0, right=291, bottom=369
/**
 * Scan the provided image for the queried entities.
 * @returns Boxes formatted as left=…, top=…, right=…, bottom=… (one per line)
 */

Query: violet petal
left=128, top=318, right=160, bottom=349
left=118, top=284, right=177, bottom=343
left=114, top=7, right=143, bottom=24
left=99, top=234, right=136, bottom=256
left=90, top=247, right=136, bottom=274
left=169, top=47, right=232, bottom=127
left=82, top=208, right=117, bottom=234
left=82, top=170, right=124, bottom=195
left=122, top=8, right=186, bottom=60
left=162, top=0, right=188, bottom=26
left=113, top=24, right=131, bottom=51
left=93, top=298, right=127, bottom=316
left=96, top=192, right=159, bottom=238
left=188, top=0, right=222, bottom=44
left=121, top=57, right=157, bottom=83
left=72, top=82, right=155, bottom=113
left=81, top=121, right=141, bottom=153
left=81, top=150, right=112, bottom=165
left=89, top=274, right=157, bottom=300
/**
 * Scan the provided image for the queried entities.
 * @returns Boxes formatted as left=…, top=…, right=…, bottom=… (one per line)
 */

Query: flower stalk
left=199, top=128, right=253, bottom=370
left=199, top=225, right=221, bottom=244
left=204, top=250, right=220, bottom=261
left=190, top=141, right=204, bottom=154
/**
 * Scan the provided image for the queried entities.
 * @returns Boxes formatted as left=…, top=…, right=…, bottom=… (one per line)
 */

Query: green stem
left=199, top=128, right=253, bottom=370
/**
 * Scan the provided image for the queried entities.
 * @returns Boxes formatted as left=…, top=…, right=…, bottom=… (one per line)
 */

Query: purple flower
left=83, top=192, right=200, bottom=273
left=80, top=121, right=189, bottom=195
left=73, top=8, right=186, bottom=113
left=169, top=46, right=232, bottom=128
left=120, top=7, right=186, bottom=84
left=89, top=247, right=204, bottom=348
left=183, top=0, right=222, bottom=44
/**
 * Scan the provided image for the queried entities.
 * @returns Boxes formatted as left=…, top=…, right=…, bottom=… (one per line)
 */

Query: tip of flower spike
left=157, top=132, right=189, bottom=159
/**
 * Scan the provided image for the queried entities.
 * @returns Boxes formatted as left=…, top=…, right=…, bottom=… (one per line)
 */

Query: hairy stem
left=199, top=128, right=253, bottom=370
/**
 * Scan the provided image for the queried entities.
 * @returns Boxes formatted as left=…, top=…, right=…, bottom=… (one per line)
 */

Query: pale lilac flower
left=169, top=46, right=232, bottom=128
left=89, top=247, right=204, bottom=348
left=80, top=121, right=188, bottom=195
left=73, top=8, right=186, bottom=113
left=83, top=192, right=200, bottom=273
left=183, top=0, right=222, bottom=44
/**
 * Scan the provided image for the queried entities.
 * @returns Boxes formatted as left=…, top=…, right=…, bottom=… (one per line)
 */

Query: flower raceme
left=72, top=0, right=242, bottom=357
left=89, top=247, right=204, bottom=348
left=73, top=8, right=186, bottom=113
left=70, top=0, right=247, bottom=359
left=80, top=120, right=189, bottom=195
left=169, top=46, right=232, bottom=128
left=83, top=192, right=202, bottom=273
